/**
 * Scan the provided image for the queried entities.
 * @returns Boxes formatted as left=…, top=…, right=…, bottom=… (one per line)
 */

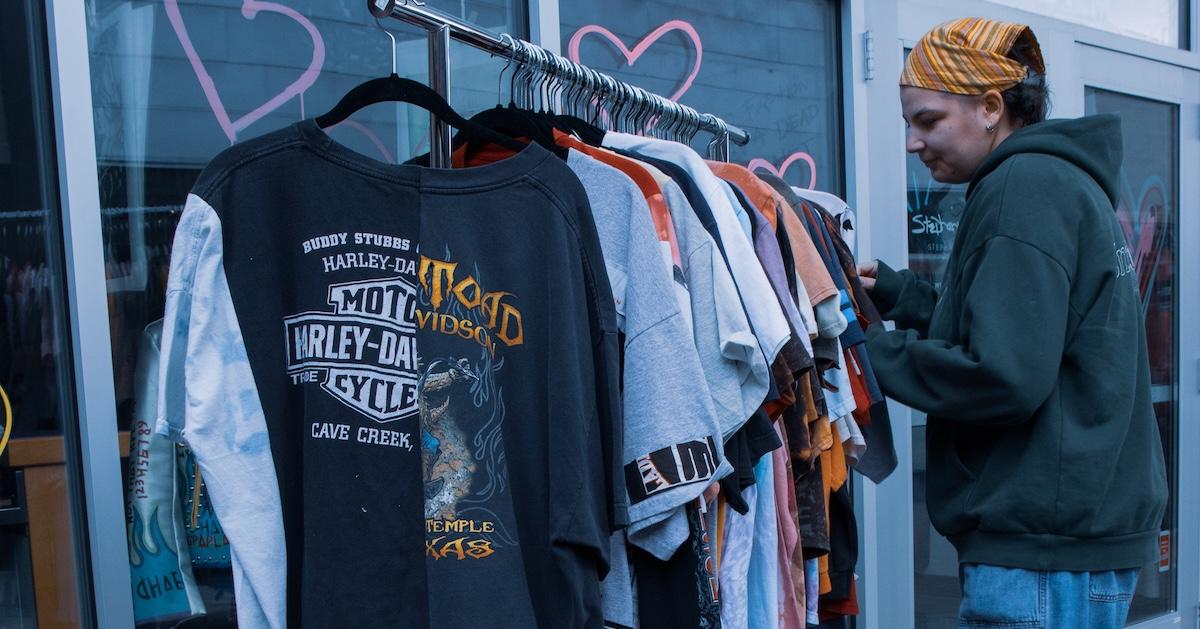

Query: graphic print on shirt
left=285, top=231, right=524, bottom=562
left=416, top=249, right=522, bottom=560
left=284, top=275, right=420, bottom=423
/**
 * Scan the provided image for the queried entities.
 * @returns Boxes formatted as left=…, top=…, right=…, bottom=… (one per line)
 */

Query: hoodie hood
left=967, top=114, right=1123, bottom=207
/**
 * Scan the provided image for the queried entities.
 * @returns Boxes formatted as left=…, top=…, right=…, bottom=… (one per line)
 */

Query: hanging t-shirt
left=746, top=452, right=780, bottom=629
left=804, top=558, right=820, bottom=626
left=790, top=188, right=857, bottom=255
left=752, top=173, right=845, bottom=342
left=719, top=482, right=756, bottom=629
left=660, top=172, right=781, bottom=510
left=658, top=176, right=770, bottom=434
left=714, top=178, right=754, bottom=239
left=773, top=424, right=807, bottom=629
left=603, top=133, right=790, bottom=368
left=735, top=186, right=812, bottom=355
left=566, top=149, right=732, bottom=561
left=158, top=121, right=619, bottom=628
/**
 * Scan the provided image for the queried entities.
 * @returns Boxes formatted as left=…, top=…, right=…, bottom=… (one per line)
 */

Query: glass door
left=1076, top=41, right=1200, bottom=628
left=1084, top=87, right=1180, bottom=624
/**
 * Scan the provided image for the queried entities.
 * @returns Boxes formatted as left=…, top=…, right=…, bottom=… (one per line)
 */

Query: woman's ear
left=980, top=89, right=1005, bottom=130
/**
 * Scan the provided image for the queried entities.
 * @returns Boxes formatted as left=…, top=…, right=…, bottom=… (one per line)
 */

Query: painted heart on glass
left=747, top=152, right=818, bottom=190
left=165, top=0, right=325, bottom=144
left=1116, top=176, right=1170, bottom=307
left=567, top=20, right=703, bottom=103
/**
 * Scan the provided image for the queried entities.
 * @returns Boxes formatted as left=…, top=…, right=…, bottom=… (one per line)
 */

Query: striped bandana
left=901, top=17, right=1045, bottom=95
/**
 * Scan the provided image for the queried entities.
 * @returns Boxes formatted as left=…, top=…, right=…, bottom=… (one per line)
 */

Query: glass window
left=987, top=0, right=1188, bottom=49
left=83, top=1, right=526, bottom=624
left=0, top=0, right=92, bottom=625
left=904, top=148, right=965, bottom=287
left=1085, top=87, right=1179, bottom=623
left=559, top=0, right=845, bottom=195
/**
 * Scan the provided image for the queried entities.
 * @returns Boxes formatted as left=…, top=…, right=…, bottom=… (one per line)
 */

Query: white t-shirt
left=656, top=173, right=771, bottom=438
left=603, top=133, right=791, bottom=367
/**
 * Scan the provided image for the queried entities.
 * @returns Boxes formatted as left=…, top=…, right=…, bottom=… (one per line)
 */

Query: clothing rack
left=368, top=0, right=751, bottom=165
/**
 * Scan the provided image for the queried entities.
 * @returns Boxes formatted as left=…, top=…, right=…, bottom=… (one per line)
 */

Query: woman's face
left=901, top=86, right=996, bottom=184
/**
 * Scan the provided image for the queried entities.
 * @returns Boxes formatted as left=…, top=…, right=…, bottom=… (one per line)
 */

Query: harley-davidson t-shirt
left=157, top=120, right=620, bottom=628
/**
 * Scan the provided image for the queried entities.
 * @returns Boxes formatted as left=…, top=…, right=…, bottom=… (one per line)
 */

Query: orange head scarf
left=900, top=17, right=1045, bottom=95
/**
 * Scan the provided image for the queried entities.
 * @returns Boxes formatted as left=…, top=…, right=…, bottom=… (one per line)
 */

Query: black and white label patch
left=623, top=436, right=720, bottom=505
left=284, top=276, right=419, bottom=423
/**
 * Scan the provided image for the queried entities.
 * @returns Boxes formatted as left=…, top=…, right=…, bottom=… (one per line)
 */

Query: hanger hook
left=510, top=39, right=527, bottom=106
left=542, top=48, right=556, bottom=111
left=497, top=33, right=515, bottom=104
left=537, top=47, right=551, bottom=110
left=373, top=17, right=397, bottom=76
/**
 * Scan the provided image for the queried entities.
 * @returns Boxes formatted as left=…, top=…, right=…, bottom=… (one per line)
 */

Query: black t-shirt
left=166, top=120, right=620, bottom=628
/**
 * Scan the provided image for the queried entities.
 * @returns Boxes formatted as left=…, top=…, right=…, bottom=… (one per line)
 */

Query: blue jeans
left=958, top=563, right=1139, bottom=628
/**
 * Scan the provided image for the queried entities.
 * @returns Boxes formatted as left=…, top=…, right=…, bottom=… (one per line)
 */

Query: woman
left=859, top=17, right=1168, bottom=629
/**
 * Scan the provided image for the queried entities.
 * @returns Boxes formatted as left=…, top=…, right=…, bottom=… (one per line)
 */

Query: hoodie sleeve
left=871, top=261, right=939, bottom=336
left=865, top=235, right=1069, bottom=424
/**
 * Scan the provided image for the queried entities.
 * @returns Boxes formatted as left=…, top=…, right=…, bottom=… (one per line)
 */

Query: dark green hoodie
left=866, top=114, right=1168, bottom=571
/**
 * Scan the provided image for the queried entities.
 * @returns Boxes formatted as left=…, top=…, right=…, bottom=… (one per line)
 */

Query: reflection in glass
left=1086, top=87, right=1178, bottom=624
left=84, top=1, right=526, bottom=624
left=905, top=155, right=965, bottom=288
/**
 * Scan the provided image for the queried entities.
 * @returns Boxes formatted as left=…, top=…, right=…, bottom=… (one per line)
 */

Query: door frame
left=43, top=0, right=136, bottom=626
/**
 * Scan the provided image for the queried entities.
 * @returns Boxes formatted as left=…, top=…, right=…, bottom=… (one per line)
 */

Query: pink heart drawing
left=747, top=152, right=818, bottom=190
left=567, top=20, right=703, bottom=103
left=165, top=0, right=325, bottom=144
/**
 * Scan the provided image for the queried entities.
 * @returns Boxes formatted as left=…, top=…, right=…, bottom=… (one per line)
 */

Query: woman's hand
left=858, top=259, right=879, bottom=291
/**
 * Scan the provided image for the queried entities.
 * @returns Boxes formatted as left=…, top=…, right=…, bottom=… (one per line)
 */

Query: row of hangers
left=315, top=16, right=731, bottom=165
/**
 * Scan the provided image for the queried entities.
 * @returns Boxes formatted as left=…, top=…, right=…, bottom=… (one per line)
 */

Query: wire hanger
left=315, top=18, right=526, bottom=156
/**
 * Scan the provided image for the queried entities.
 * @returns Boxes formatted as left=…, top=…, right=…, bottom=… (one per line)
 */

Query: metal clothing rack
left=368, top=0, right=751, bottom=165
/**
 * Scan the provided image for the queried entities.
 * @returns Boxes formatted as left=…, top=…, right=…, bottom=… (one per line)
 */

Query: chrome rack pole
left=428, top=24, right=452, bottom=167
left=368, top=0, right=750, bottom=147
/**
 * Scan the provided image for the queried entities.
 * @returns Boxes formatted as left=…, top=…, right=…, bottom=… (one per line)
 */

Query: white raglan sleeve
left=156, top=193, right=287, bottom=629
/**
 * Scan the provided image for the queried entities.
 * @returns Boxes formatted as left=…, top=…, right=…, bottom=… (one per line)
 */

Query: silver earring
left=986, top=123, right=995, bottom=133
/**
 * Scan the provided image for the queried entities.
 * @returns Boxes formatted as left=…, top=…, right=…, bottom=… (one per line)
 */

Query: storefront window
left=988, top=0, right=1188, bottom=49
left=1086, top=87, right=1179, bottom=623
left=559, top=0, right=845, bottom=195
left=84, top=0, right=526, bottom=624
left=1, top=0, right=91, bottom=625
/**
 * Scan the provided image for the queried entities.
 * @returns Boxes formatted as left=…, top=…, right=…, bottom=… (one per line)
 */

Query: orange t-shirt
left=778, top=203, right=840, bottom=306
left=707, top=161, right=780, bottom=228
